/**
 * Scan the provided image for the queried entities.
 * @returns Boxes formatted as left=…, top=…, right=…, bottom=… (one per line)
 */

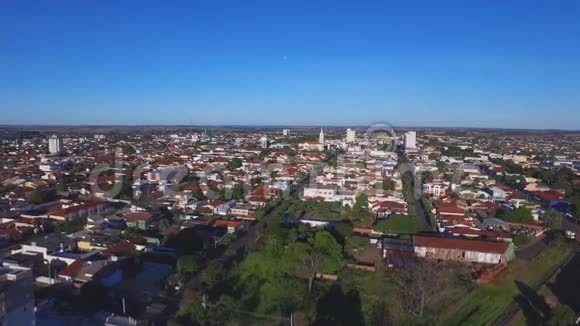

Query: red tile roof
left=48, top=202, right=105, bottom=218
left=125, top=212, right=152, bottom=222
left=208, top=220, right=242, bottom=229
left=436, top=203, right=465, bottom=215
left=103, top=241, right=136, bottom=256
left=60, top=260, right=85, bottom=277
left=533, top=190, right=565, bottom=202
left=413, top=236, right=510, bottom=254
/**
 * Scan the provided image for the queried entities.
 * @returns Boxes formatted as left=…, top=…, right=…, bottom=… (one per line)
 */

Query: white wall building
left=303, top=184, right=338, bottom=201
left=48, top=134, right=63, bottom=155
left=404, top=131, right=416, bottom=149
left=260, top=136, right=268, bottom=149
left=282, top=129, right=290, bottom=136
left=346, top=128, right=356, bottom=143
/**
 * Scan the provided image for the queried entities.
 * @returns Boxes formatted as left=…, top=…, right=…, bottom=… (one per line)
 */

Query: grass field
left=440, top=242, right=574, bottom=326
left=374, top=214, right=423, bottom=235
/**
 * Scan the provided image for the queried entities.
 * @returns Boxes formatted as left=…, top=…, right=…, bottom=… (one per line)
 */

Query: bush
left=498, top=207, right=534, bottom=224
left=28, top=189, right=57, bottom=204
left=513, top=234, right=532, bottom=247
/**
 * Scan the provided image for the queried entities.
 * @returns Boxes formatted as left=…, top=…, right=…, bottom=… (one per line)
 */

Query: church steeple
left=319, top=128, right=325, bottom=144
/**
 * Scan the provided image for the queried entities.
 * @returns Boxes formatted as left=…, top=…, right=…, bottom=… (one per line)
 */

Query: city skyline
left=1, top=2, right=579, bottom=325
left=2, top=1, right=580, bottom=129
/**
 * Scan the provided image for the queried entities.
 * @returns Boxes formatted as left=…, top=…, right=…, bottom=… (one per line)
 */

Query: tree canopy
left=498, top=207, right=534, bottom=224
left=355, top=192, right=369, bottom=209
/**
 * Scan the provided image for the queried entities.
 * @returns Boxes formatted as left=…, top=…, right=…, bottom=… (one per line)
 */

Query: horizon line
left=0, top=124, right=579, bottom=132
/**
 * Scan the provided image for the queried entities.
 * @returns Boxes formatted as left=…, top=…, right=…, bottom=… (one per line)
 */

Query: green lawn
left=373, top=214, right=423, bottom=235
left=440, top=243, right=574, bottom=326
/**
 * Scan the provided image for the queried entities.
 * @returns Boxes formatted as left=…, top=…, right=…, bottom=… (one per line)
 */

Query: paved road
left=516, top=236, right=548, bottom=261
left=405, top=171, right=433, bottom=232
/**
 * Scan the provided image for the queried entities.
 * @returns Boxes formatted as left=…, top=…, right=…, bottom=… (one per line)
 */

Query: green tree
left=177, top=255, right=202, bottom=275
left=332, top=222, right=353, bottom=244
left=513, top=234, right=532, bottom=247
left=231, top=183, right=245, bottom=200
left=498, top=207, right=534, bottom=224
left=286, top=231, right=343, bottom=292
left=28, top=189, right=57, bottom=204
left=428, top=153, right=439, bottom=160
left=544, top=210, right=562, bottom=230
left=237, top=251, right=305, bottom=315
left=191, top=187, right=204, bottom=200
left=355, top=193, right=369, bottom=209
left=436, top=160, right=448, bottom=172
left=376, top=180, right=395, bottom=191
left=226, top=157, right=243, bottom=170
left=200, top=261, right=226, bottom=293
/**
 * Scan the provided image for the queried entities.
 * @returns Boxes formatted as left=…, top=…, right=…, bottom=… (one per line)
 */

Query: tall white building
left=48, top=134, right=63, bottom=155
left=319, top=128, right=325, bottom=145
left=346, top=128, right=356, bottom=143
left=282, top=129, right=290, bottom=136
left=404, top=131, right=417, bottom=149
left=260, top=135, right=268, bottom=149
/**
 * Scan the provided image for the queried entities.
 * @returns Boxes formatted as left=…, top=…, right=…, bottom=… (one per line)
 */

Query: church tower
left=319, top=128, right=325, bottom=144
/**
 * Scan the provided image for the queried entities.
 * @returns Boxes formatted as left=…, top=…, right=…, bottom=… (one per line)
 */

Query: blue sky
left=1, top=1, right=580, bottom=129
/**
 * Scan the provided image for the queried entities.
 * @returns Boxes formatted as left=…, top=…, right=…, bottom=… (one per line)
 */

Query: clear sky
left=1, top=1, right=580, bottom=129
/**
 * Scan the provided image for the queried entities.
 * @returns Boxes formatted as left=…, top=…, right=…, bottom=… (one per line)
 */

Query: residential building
left=404, top=131, right=416, bottom=149
left=125, top=212, right=152, bottom=230
left=346, top=128, right=356, bottom=143
left=303, top=184, right=338, bottom=201
left=260, top=136, right=268, bottom=149
left=413, top=235, right=515, bottom=265
left=48, top=134, right=63, bottom=155
left=0, top=267, right=35, bottom=326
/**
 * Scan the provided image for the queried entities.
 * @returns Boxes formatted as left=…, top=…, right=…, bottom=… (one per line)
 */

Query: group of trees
left=226, top=158, right=243, bottom=170
left=177, top=254, right=203, bottom=276
left=28, top=189, right=58, bottom=204
left=56, top=217, right=87, bottom=234
left=492, top=158, right=526, bottom=175
left=286, top=231, right=344, bottom=292
left=498, top=163, right=580, bottom=217
left=177, top=199, right=474, bottom=326
left=401, top=172, right=417, bottom=215
left=497, top=207, right=534, bottom=224
left=374, top=179, right=396, bottom=191
left=354, top=193, right=369, bottom=209
left=182, top=220, right=345, bottom=323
